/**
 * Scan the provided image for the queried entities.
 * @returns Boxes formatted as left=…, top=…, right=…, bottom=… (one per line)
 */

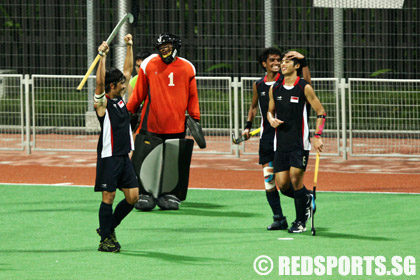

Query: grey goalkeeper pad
left=140, top=143, right=163, bottom=199
left=131, top=133, right=164, bottom=198
left=131, top=135, right=194, bottom=201
left=160, top=139, right=180, bottom=194
left=161, top=139, right=194, bottom=201
left=186, top=115, right=206, bottom=149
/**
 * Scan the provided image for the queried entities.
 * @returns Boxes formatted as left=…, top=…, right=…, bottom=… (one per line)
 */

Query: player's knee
left=128, top=195, right=139, bottom=205
left=127, top=197, right=138, bottom=205
left=102, top=191, right=116, bottom=204
left=289, top=177, right=303, bottom=190
left=279, top=187, right=289, bottom=196
left=263, top=165, right=275, bottom=190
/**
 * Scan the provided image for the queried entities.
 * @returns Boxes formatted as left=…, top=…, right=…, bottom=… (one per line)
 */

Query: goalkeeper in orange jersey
left=127, top=33, right=201, bottom=211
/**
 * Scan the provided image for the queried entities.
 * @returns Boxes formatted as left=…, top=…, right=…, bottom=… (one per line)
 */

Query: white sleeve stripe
left=178, top=57, right=196, bottom=76
left=129, top=123, right=135, bottom=151
left=302, top=105, right=311, bottom=151
left=101, top=110, right=113, bottom=158
left=141, top=54, right=159, bottom=75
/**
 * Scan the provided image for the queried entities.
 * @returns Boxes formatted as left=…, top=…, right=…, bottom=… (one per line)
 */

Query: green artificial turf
left=0, top=184, right=418, bottom=279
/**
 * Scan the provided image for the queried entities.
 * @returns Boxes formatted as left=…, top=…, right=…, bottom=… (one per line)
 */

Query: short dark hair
left=281, top=52, right=303, bottom=77
left=105, top=68, right=125, bottom=93
left=136, top=51, right=152, bottom=61
left=258, top=47, right=282, bottom=70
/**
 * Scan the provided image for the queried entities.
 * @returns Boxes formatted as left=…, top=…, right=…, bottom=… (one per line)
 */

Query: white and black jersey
left=255, top=73, right=283, bottom=164
left=272, top=76, right=311, bottom=152
left=96, top=95, right=134, bottom=158
left=256, top=73, right=283, bottom=139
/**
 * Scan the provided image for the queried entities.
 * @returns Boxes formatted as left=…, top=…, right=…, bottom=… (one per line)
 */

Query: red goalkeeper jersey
left=127, top=54, right=200, bottom=134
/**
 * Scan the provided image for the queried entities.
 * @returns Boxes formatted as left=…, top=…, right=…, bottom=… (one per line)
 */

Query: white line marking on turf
left=0, top=183, right=92, bottom=188
left=189, top=187, right=420, bottom=195
left=0, top=184, right=419, bottom=195
left=278, top=238, right=294, bottom=240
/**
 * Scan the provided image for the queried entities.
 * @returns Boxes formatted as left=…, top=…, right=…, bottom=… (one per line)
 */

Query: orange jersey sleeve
left=187, top=74, right=200, bottom=121
left=135, top=55, right=200, bottom=134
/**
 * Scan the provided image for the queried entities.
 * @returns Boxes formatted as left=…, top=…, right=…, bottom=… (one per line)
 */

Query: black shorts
left=95, top=154, right=139, bottom=192
left=273, top=149, right=310, bottom=173
left=259, top=134, right=275, bottom=165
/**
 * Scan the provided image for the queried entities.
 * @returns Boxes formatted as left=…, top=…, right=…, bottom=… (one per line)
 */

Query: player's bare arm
left=242, top=82, right=259, bottom=138
left=285, top=51, right=304, bottom=60
left=301, top=66, right=312, bottom=85
left=285, top=51, right=312, bottom=85
left=94, top=41, right=109, bottom=117
left=267, top=85, right=284, bottom=128
left=304, top=85, right=326, bottom=153
left=122, top=34, right=133, bottom=94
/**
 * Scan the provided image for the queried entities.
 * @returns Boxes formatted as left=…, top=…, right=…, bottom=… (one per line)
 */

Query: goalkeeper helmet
left=155, top=33, right=181, bottom=64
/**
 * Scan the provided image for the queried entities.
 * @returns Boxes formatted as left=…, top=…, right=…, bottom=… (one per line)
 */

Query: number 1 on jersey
left=168, top=72, right=175, bottom=87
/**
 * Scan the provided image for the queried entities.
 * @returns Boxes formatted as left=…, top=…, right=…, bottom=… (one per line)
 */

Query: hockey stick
left=311, top=152, right=320, bottom=236
left=76, top=13, right=134, bottom=91
left=231, top=127, right=261, bottom=145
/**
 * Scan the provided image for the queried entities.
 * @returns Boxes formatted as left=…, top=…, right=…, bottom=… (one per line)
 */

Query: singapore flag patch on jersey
left=290, top=96, right=299, bottom=103
left=118, top=100, right=125, bottom=108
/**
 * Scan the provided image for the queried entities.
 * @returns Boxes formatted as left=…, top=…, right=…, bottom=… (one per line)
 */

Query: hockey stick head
left=77, top=13, right=134, bottom=91
left=232, top=127, right=260, bottom=145
left=231, top=132, right=239, bottom=144
left=231, top=133, right=247, bottom=145
left=105, top=13, right=134, bottom=44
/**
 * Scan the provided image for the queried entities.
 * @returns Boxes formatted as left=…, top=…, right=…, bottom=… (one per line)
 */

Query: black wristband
left=245, top=121, right=252, bottom=130
left=299, top=57, right=308, bottom=68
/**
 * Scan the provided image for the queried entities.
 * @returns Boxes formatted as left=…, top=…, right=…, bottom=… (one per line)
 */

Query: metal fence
left=31, top=75, right=97, bottom=152
left=1, top=74, right=420, bottom=158
left=189, top=77, right=233, bottom=154
left=349, top=78, right=420, bottom=157
left=0, top=74, right=25, bottom=151
left=30, top=75, right=235, bottom=154
left=1, top=1, right=419, bottom=79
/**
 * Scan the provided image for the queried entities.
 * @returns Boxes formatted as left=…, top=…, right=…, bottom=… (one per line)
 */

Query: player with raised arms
left=93, top=34, right=139, bottom=252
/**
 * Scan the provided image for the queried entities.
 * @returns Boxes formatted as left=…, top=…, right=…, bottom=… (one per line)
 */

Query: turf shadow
left=0, top=248, right=93, bottom=254
left=120, top=250, right=227, bottom=264
left=314, top=227, right=397, bottom=241
left=136, top=208, right=260, bottom=218
left=0, top=263, right=16, bottom=272
left=8, top=208, right=97, bottom=213
left=134, top=227, right=264, bottom=234
left=181, top=201, right=225, bottom=209
left=1, top=199, right=97, bottom=206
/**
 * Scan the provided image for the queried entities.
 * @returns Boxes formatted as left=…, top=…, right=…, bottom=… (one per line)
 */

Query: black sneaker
left=288, top=221, right=307, bottom=233
left=305, top=192, right=316, bottom=223
left=157, top=194, right=181, bottom=210
left=135, top=194, right=157, bottom=211
left=267, top=215, right=288, bottom=230
left=98, top=237, right=120, bottom=252
left=96, top=228, right=121, bottom=249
